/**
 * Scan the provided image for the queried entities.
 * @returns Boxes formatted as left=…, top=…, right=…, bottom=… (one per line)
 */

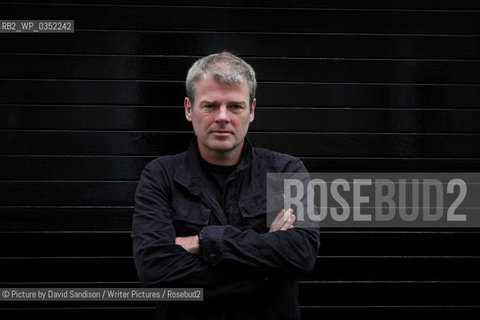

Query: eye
left=231, top=105, right=243, bottom=110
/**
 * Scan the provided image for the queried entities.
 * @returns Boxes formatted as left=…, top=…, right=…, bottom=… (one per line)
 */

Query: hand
left=175, top=235, right=200, bottom=255
left=269, top=208, right=296, bottom=232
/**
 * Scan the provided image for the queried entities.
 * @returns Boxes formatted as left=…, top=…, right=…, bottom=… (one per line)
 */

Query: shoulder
left=253, top=147, right=305, bottom=172
left=136, top=152, right=187, bottom=195
left=142, top=152, right=186, bottom=176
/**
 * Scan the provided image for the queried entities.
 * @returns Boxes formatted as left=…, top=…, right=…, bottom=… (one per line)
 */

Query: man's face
left=184, top=76, right=255, bottom=161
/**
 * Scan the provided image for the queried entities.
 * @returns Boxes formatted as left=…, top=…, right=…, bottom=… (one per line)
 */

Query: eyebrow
left=200, top=100, right=246, bottom=105
left=230, top=101, right=247, bottom=106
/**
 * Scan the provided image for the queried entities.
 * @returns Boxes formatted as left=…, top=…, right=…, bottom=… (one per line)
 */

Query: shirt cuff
left=200, top=225, right=225, bottom=266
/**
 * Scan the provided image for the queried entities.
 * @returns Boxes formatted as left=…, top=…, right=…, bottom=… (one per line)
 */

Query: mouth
left=212, top=130, right=232, bottom=136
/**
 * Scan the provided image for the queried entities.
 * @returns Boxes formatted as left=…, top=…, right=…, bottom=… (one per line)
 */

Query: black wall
left=0, top=1, right=479, bottom=319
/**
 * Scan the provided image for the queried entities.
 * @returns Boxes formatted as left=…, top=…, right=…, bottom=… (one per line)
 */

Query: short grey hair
left=185, top=52, right=257, bottom=106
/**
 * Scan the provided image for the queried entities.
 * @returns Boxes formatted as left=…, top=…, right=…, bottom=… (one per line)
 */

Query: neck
left=197, top=139, right=244, bottom=166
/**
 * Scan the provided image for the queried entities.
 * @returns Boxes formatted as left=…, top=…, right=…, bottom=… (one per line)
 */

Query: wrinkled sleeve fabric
left=200, top=158, right=320, bottom=278
left=131, top=160, right=264, bottom=298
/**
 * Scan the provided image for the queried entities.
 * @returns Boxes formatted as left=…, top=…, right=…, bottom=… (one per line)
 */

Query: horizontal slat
left=0, top=156, right=153, bottom=180
left=300, top=306, right=480, bottom=319
left=5, top=0, right=480, bottom=10
left=0, top=233, right=133, bottom=257
left=1, top=132, right=478, bottom=157
left=0, top=307, right=156, bottom=320
left=305, top=257, right=480, bottom=281
left=2, top=106, right=479, bottom=133
left=318, top=231, right=480, bottom=256
left=1, top=81, right=477, bottom=108
left=1, top=231, right=479, bottom=257
left=1, top=156, right=479, bottom=181
left=0, top=258, right=138, bottom=282
left=298, top=282, right=480, bottom=305
left=1, top=4, right=478, bottom=34
left=0, top=131, right=191, bottom=156
left=0, top=306, right=478, bottom=320
left=0, top=182, right=137, bottom=206
left=302, top=158, right=480, bottom=172
left=0, top=257, right=478, bottom=282
left=0, top=282, right=140, bottom=286
left=251, top=59, right=479, bottom=84
left=0, top=300, right=154, bottom=310
left=1, top=55, right=478, bottom=84
left=0, top=208, right=134, bottom=231
left=1, top=32, right=478, bottom=59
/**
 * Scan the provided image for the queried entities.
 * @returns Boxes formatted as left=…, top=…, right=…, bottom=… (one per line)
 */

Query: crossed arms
left=131, top=160, right=320, bottom=297
left=176, top=208, right=296, bottom=255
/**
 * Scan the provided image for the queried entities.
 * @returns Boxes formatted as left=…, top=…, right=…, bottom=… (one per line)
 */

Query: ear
left=185, top=97, right=192, bottom=122
left=249, top=98, right=256, bottom=123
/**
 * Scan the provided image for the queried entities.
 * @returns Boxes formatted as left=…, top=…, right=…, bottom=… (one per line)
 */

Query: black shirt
left=200, top=157, right=237, bottom=209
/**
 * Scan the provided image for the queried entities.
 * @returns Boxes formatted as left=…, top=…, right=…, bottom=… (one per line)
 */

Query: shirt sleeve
left=199, top=158, right=320, bottom=278
left=131, top=161, right=267, bottom=298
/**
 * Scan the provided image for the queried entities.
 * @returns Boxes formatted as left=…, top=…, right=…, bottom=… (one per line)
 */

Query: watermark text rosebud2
left=267, top=173, right=480, bottom=228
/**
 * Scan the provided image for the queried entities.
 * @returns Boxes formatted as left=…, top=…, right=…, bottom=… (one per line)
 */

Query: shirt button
left=208, top=254, right=217, bottom=263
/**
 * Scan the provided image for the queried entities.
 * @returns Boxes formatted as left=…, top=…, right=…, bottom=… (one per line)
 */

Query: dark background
left=0, top=1, right=479, bottom=319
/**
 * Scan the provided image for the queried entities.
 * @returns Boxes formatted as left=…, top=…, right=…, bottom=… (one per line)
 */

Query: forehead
left=194, top=76, right=249, bottom=101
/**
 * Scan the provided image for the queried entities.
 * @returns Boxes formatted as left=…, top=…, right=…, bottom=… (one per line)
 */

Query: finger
left=277, top=209, right=292, bottom=230
left=270, top=208, right=295, bottom=232
left=283, top=208, right=293, bottom=222
left=281, top=213, right=296, bottom=231
left=271, top=209, right=290, bottom=232
left=280, top=214, right=294, bottom=230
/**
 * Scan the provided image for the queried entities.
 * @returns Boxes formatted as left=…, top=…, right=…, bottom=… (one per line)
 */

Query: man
left=132, top=52, right=320, bottom=319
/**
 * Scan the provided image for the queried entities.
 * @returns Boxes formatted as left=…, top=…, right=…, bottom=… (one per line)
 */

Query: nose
left=215, top=105, right=230, bottom=123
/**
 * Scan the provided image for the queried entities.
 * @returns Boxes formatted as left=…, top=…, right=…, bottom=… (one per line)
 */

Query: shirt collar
left=174, top=136, right=254, bottom=192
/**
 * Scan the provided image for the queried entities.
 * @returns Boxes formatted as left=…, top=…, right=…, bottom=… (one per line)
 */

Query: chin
left=210, top=144, right=234, bottom=152
left=207, top=141, right=237, bottom=152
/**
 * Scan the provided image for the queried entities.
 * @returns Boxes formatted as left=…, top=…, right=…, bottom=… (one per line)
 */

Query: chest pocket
left=238, top=193, right=269, bottom=233
left=171, top=197, right=211, bottom=236
left=239, top=192, right=286, bottom=233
